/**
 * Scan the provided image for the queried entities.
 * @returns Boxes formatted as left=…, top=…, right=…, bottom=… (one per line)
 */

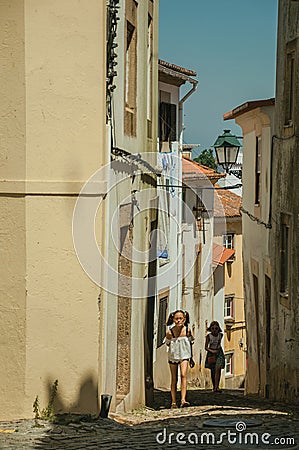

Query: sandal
left=180, top=401, right=190, bottom=408
left=171, top=403, right=178, bottom=409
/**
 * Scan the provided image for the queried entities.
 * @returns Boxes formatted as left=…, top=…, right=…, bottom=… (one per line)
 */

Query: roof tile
left=214, top=187, right=242, bottom=218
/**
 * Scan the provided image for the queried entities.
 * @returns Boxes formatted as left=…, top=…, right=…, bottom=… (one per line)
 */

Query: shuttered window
left=280, top=214, right=291, bottom=293
left=159, top=102, right=177, bottom=142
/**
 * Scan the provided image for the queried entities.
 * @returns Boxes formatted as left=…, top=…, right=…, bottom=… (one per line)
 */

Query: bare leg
left=169, top=363, right=178, bottom=405
left=215, top=366, right=222, bottom=391
left=211, top=367, right=216, bottom=391
left=179, top=360, right=189, bottom=405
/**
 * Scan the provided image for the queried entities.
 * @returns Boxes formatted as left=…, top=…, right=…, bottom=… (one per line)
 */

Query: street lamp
left=213, top=130, right=242, bottom=173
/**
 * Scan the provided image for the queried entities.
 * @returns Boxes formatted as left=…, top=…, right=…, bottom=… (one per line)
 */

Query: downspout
left=178, top=79, right=198, bottom=147
left=177, top=79, right=198, bottom=309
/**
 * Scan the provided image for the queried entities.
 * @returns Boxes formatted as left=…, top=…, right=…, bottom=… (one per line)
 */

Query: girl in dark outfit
left=205, top=321, right=225, bottom=392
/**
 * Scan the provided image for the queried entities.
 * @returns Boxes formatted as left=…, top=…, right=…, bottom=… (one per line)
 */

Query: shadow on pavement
left=152, top=388, right=299, bottom=417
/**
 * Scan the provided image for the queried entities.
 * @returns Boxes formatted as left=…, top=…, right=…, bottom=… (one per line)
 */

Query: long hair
left=207, top=320, right=222, bottom=333
left=166, top=310, right=190, bottom=326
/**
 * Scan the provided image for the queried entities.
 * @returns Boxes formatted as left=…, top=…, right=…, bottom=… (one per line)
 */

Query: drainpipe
left=178, top=78, right=198, bottom=147
left=177, top=78, right=198, bottom=309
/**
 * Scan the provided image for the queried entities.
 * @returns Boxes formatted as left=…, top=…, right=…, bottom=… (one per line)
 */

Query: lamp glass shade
left=226, top=146, right=239, bottom=165
left=215, top=146, right=225, bottom=165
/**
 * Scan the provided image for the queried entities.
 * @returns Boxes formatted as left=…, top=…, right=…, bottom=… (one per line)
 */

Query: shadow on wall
left=44, top=374, right=99, bottom=416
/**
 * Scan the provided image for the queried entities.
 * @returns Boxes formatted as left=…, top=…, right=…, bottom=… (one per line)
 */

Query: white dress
left=168, top=336, right=191, bottom=363
left=167, top=327, right=193, bottom=363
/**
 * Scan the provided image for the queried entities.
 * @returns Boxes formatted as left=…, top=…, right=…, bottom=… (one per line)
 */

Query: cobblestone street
left=0, top=390, right=298, bottom=450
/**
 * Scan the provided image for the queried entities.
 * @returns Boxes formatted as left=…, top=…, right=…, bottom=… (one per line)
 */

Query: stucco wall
left=235, top=108, right=274, bottom=396
left=182, top=188, right=214, bottom=388
left=0, top=0, right=27, bottom=420
left=269, top=0, right=299, bottom=402
left=0, top=0, right=106, bottom=419
left=99, top=0, right=160, bottom=413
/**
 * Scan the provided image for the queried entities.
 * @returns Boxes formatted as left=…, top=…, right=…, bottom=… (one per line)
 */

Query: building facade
left=224, top=0, right=299, bottom=401
left=0, top=0, right=107, bottom=420
left=269, top=0, right=299, bottom=402
left=0, top=0, right=160, bottom=419
left=153, top=60, right=197, bottom=390
left=99, top=0, right=160, bottom=413
left=182, top=157, right=225, bottom=388
left=214, top=188, right=246, bottom=389
left=224, top=99, right=275, bottom=396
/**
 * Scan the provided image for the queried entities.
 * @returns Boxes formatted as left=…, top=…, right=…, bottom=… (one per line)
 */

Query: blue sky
left=159, top=0, right=278, bottom=156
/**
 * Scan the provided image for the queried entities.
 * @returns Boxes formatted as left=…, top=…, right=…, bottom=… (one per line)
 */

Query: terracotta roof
left=182, top=157, right=225, bottom=182
left=212, top=243, right=235, bottom=266
left=158, top=60, right=198, bottom=87
left=223, top=98, right=275, bottom=121
left=214, top=187, right=242, bottom=218
left=158, top=59, right=197, bottom=77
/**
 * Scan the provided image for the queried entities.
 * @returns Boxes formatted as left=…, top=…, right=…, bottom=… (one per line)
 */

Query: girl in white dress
left=165, top=310, right=194, bottom=408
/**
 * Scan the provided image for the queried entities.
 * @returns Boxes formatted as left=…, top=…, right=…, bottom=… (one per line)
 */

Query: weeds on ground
left=32, top=380, right=58, bottom=427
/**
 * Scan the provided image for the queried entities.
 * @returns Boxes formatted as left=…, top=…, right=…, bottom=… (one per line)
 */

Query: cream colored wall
left=235, top=107, right=274, bottom=395
left=0, top=0, right=106, bottom=419
left=0, top=0, right=27, bottom=420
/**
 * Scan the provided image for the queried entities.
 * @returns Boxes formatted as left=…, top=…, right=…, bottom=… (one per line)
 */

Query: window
left=255, top=137, right=261, bottom=205
left=147, top=9, right=153, bottom=138
left=285, top=47, right=295, bottom=126
left=157, top=296, right=168, bottom=347
left=223, top=233, right=234, bottom=249
left=159, top=102, right=177, bottom=143
left=224, top=296, right=234, bottom=318
left=124, top=0, right=138, bottom=136
left=280, top=214, right=291, bottom=294
left=252, top=273, right=260, bottom=361
left=194, top=192, right=205, bottom=221
left=194, top=244, right=202, bottom=289
left=265, top=275, right=271, bottom=367
left=225, top=353, right=233, bottom=376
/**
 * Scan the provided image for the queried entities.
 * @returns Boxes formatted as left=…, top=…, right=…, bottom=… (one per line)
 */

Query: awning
left=212, top=243, right=235, bottom=266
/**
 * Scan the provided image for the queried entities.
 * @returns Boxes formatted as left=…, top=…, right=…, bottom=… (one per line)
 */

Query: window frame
left=222, top=232, right=235, bottom=250
left=255, top=136, right=261, bottom=205
left=159, top=101, right=177, bottom=144
left=225, top=352, right=234, bottom=376
left=224, top=295, right=234, bottom=319
left=147, top=7, right=153, bottom=138
left=280, top=214, right=292, bottom=295
left=284, top=40, right=296, bottom=127
left=124, top=0, right=138, bottom=136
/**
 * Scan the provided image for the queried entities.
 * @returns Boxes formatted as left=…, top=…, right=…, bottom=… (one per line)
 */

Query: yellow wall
left=214, top=218, right=246, bottom=388
left=0, top=0, right=106, bottom=419
left=223, top=221, right=246, bottom=386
